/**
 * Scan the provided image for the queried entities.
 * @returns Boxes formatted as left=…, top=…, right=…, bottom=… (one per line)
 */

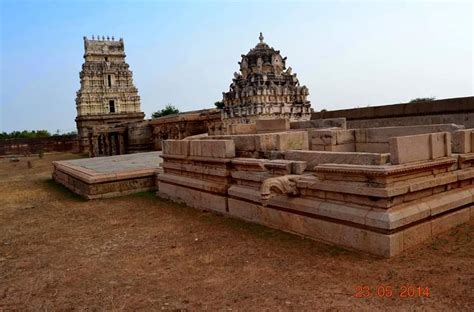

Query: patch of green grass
left=44, top=178, right=86, bottom=201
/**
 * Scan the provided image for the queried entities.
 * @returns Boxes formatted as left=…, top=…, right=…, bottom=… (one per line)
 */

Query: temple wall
left=307, top=124, right=464, bottom=153
left=0, top=135, right=79, bottom=155
left=311, top=96, right=474, bottom=129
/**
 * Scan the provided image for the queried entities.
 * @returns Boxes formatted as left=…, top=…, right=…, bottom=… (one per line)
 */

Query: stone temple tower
left=75, top=36, right=144, bottom=153
left=222, top=33, right=311, bottom=125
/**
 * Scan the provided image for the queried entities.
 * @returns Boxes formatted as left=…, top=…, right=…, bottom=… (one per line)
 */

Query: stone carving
left=75, top=36, right=145, bottom=153
left=222, top=33, right=311, bottom=125
left=260, top=175, right=301, bottom=204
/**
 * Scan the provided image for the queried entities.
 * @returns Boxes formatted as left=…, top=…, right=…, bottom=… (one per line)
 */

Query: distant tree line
left=0, top=130, right=77, bottom=139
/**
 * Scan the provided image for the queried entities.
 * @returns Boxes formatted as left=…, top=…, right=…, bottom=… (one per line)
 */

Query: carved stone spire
left=222, top=35, right=311, bottom=123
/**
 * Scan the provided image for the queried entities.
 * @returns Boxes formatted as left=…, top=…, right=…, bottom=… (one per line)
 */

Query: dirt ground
left=0, top=153, right=473, bottom=311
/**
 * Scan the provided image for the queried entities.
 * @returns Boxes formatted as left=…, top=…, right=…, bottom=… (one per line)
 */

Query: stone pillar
left=118, top=133, right=125, bottom=155
left=99, top=135, right=105, bottom=155
left=110, top=134, right=117, bottom=156
left=104, top=134, right=111, bottom=156
left=91, top=135, right=100, bottom=157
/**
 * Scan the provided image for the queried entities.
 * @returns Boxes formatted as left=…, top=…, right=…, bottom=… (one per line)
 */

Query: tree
left=409, top=97, right=435, bottom=103
left=152, top=104, right=179, bottom=118
left=214, top=101, right=225, bottom=109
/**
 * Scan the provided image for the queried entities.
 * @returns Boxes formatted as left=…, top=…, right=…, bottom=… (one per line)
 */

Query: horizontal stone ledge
left=231, top=171, right=272, bottom=182
left=161, top=162, right=231, bottom=177
left=158, top=173, right=230, bottom=194
left=285, top=150, right=390, bottom=168
left=313, top=157, right=457, bottom=177
left=162, top=154, right=234, bottom=164
left=227, top=184, right=474, bottom=232
left=302, top=180, right=410, bottom=198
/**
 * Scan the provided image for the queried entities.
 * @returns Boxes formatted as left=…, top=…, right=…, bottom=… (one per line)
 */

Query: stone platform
left=157, top=121, right=474, bottom=257
left=53, top=152, right=162, bottom=199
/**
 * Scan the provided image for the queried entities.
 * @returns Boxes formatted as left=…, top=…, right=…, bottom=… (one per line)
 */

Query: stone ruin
left=58, top=35, right=473, bottom=257
left=156, top=119, right=474, bottom=257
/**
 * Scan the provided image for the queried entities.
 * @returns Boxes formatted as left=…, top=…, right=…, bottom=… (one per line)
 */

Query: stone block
left=389, top=132, right=451, bottom=165
left=400, top=222, right=432, bottom=252
left=313, top=118, right=347, bottom=129
left=228, top=123, right=256, bottom=135
left=228, top=197, right=263, bottom=223
left=285, top=150, right=390, bottom=169
left=310, top=144, right=325, bottom=151
left=289, top=121, right=313, bottom=129
left=261, top=151, right=285, bottom=160
left=336, top=130, right=355, bottom=144
left=158, top=181, right=228, bottom=213
left=309, top=130, right=336, bottom=145
left=276, top=132, right=309, bottom=150
left=324, top=143, right=355, bottom=152
left=354, top=129, right=368, bottom=143
left=255, top=133, right=278, bottom=151
left=291, top=161, right=307, bottom=174
left=163, top=140, right=190, bottom=156
left=426, top=188, right=473, bottom=216
left=189, top=140, right=235, bottom=158
left=358, top=124, right=463, bottom=144
left=264, top=160, right=292, bottom=174
left=256, top=119, right=290, bottom=133
left=452, top=129, right=473, bottom=153
left=431, top=208, right=470, bottom=236
left=290, top=118, right=347, bottom=130
left=356, top=142, right=390, bottom=153
left=230, top=135, right=256, bottom=151
left=432, top=132, right=451, bottom=159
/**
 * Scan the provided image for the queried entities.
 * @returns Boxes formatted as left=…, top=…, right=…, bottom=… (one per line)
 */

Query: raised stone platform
left=157, top=124, right=474, bottom=257
left=53, top=152, right=162, bottom=199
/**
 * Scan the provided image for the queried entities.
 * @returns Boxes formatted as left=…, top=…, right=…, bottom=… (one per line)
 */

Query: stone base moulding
left=52, top=152, right=163, bottom=199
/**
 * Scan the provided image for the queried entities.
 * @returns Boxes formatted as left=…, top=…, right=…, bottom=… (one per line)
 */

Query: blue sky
left=1, top=0, right=472, bottom=133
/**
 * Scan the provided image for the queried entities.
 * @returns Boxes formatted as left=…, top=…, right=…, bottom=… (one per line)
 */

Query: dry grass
left=0, top=153, right=473, bottom=310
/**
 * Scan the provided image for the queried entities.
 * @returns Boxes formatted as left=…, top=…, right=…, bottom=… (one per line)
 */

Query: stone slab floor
left=55, top=151, right=162, bottom=174
left=0, top=153, right=473, bottom=310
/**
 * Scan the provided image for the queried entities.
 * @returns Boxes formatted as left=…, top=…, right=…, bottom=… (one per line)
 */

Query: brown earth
left=0, top=153, right=473, bottom=311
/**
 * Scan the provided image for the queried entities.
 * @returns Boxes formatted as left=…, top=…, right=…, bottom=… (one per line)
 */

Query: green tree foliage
left=409, top=97, right=436, bottom=103
left=214, top=101, right=225, bottom=109
left=0, top=130, right=52, bottom=139
left=152, top=104, right=180, bottom=118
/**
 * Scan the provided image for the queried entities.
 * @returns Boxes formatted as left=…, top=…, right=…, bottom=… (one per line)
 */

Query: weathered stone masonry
left=75, top=36, right=145, bottom=155
left=156, top=120, right=474, bottom=257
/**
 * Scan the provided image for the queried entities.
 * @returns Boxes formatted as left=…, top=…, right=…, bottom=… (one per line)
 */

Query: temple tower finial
left=259, top=32, right=264, bottom=43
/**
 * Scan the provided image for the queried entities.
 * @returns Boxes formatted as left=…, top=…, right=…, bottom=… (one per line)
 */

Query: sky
left=1, top=0, right=473, bottom=133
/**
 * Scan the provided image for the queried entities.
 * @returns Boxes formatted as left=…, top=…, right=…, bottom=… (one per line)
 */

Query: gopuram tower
left=222, top=33, right=311, bottom=125
left=75, top=36, right=144, bottom=153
